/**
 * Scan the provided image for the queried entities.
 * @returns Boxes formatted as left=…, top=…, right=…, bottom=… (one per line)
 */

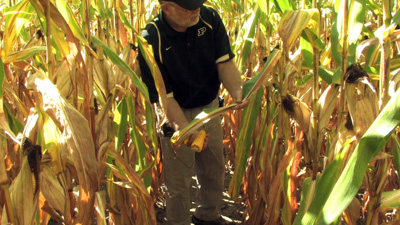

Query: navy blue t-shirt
left=138, top=6, right=234, bottom=109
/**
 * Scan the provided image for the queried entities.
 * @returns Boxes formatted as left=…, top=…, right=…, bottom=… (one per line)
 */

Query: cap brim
left=173, top=0, right=206, bottom=10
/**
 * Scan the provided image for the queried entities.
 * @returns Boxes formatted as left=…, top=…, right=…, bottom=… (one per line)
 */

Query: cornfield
left=0, top=0, right=400, bottom=224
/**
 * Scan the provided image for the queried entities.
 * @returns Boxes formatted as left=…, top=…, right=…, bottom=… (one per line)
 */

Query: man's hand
left=185, top=130, right=210, bottom=152
left=233, top=98, right=250, bottom=110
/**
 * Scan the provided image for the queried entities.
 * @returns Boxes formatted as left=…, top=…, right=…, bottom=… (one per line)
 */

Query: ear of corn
left=345, top=64, right=379, bottom=139
left=191, top=130, right=207, bottom=152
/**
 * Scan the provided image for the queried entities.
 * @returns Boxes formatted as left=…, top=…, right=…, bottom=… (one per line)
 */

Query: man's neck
left=164, top=13, right=187, bottom=32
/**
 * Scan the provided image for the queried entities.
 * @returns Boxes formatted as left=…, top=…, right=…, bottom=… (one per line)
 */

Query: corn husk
left=345, top=64, right=379, bottom=139
left=282, top=94, right=311, bottom=132
left=1, top=139, right=41, bottom=225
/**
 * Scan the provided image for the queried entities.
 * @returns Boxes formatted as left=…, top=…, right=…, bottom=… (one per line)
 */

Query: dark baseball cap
left=165, top=0, right=207, bottom=10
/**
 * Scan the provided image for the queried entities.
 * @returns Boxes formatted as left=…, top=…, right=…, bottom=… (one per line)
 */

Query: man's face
left=164, top=2, right=201, bottom=29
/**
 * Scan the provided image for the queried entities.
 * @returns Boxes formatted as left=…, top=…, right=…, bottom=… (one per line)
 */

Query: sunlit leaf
left=239, top=6, right=260, bottom=71
left=298, top=88, right=400, bottom=225
left=4, top=46, right=46, bottom=63
left=273, top=0, right=292, bottom=14
left=278, top=9, right=319, bottom=53
left=3, top=0, right=33, bottom=57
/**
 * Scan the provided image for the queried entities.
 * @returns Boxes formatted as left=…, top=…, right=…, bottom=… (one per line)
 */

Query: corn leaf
left=239, top=6, right=260, bottom=71
left=55, top=0, right=89, bottom=46
left=3, top=0, right=33, bottom=57
left=331, top=8, right=342, bottom=66
left=392, top=8, right=400, bottom=25
left=318, top=67, right=335, bottom=84
left=136, top=36, right=168, bottom=115
left=0, top=60, right=4, bottom=98
left=229, top=87, right=264, bottom=199
left=273, top=0, right=292, bottom=14
left=114, top=98, right=129, bottom=152
left=171, top=104, right=236, bottom=149
left=92, top=36, right=149, bottom=100
left=298, top=87, right=400, bottom=225
left=243, top=49, right=281, bottom=100
left=278, top=9, right=319, bottom=54
left=4, top=46, right=46, bottom=63
left=106, top=149, right=156, bottom=224
left=125, top=95, right=149, bottom=173
left=348, top=0, right=366, bottom=47
left=393, top=135, right=400, bottom=184
left=379, top=189, right=400, bottom=212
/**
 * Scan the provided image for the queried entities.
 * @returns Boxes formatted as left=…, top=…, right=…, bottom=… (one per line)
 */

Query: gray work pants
left=161, top=98, right=225, bottom=225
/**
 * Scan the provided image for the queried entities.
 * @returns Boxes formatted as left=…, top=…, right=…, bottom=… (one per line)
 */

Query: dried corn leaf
left=53, top=60, right=74, bottom=99
left=106, top=150, right=156, bottom=225
left=278, top=9, right=319, bottom=53
left=40, top=163, right=66, bottom=216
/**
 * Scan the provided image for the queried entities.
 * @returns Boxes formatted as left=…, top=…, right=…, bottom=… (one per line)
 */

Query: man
left=137, top=0, right=248, bottom=224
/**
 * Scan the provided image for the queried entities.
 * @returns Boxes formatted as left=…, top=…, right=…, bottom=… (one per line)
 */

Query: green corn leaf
left=318, top=67, right=336, bottom=85
left=92, top=36, right=149, bottom=101
left=300, top=36, right=313, bottom=69
left=93, top=0, right=107, bottom=20
left=393, top=8, right=400, bottom=25
left=295, top=177, right=316, bottom=223
left=296, top=73, right=313, bottom=87
left=145, top=101, right=158, bottom=151
left=239, top=5, right=261, bottom=71
left=242, top=49, right=281, bottom=100
left=331, top=8, right=342, bottom=66
left=393, top=135, right=400, bottom=184
left=127, top=94, right=154, bottom=189
left=298, top=88, right=400, bottom=225
left=114, top=98, right=129, bottom=152
left=126, top=95, right=147, bottom=171
left=4, top=46, right=46, bottom=64
left=273, top=0, right=292, bottom=14
left=229, top=87, right=264, bottom=199
left=301, top=27, right=325, bottom=51
left=348, top=0, right=366, bottom=47
left=379, top=189, right=400, bottom=212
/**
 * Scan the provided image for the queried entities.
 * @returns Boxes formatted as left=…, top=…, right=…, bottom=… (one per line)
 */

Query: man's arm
left=217, top=59, right=249, bottom=109
left=166, top=97, right=189, bottom=131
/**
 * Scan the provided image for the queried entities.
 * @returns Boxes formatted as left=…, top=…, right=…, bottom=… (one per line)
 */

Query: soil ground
left=154, top=168, right=247, bottom=224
